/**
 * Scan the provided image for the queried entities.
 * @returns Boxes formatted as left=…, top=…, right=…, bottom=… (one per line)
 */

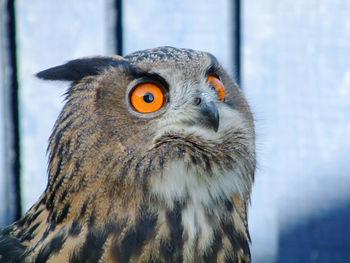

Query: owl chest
left=27, top=162, right=244, bottom=262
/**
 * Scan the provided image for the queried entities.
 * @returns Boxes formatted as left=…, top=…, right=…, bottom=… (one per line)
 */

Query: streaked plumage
left=0, top=47, right=255, bottom=263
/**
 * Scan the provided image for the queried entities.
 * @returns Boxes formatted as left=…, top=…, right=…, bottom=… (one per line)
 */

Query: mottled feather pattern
left=0, top=47, right=255, bottom=263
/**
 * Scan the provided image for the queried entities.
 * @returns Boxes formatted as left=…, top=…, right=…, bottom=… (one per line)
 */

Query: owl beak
left=197, top=93, right=219, bottom=132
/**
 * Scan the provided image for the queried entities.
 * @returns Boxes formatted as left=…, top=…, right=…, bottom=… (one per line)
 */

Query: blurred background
left=1, top=0, right=350, bottom=262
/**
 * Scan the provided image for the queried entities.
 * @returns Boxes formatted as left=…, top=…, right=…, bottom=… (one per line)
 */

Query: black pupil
left=143, top=92, right=154, bottom=103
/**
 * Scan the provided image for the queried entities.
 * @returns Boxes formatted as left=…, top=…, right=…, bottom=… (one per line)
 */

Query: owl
left=0, top=47, right=255, bottom=263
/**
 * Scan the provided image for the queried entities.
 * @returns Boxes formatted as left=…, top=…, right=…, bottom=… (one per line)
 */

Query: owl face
left=81, top=47, right=253, bottom=153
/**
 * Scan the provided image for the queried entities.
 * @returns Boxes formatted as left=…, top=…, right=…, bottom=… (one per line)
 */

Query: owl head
left=37, top=46, right=255, bottom=214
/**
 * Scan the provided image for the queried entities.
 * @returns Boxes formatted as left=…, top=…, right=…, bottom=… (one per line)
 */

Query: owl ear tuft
left=36, top=57, right=120, bottom=82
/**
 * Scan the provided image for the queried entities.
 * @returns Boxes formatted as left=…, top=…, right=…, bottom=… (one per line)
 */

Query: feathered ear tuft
left=36, top=57, right=122, bottom=82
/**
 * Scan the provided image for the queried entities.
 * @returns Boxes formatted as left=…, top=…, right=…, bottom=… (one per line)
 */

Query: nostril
left=194, top=97, right=202, bottom=105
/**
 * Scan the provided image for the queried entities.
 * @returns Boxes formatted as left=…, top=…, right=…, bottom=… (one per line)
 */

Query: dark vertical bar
left=115, top=0, right=123, bottom=55
left=233, top=0, right=241, bottom=86
left=6, top=0, right=22, bottom=220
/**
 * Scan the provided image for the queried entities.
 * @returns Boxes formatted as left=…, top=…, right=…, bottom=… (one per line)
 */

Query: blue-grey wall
left=1, top=1, right=349, bottom=262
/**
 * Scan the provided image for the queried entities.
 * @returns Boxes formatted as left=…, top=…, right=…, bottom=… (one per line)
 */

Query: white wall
left=244, top=1, right=350, bottom=262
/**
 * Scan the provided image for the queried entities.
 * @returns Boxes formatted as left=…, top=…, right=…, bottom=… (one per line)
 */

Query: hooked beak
left=196, top=93, right=219, bottom=132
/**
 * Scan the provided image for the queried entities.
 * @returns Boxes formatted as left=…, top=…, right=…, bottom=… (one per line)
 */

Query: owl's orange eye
left=206, top=75, right=225, bottom=101
left=130, top=83, right=164, bottom=113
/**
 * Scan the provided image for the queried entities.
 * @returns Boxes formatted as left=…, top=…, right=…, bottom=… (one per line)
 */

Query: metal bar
left=234, top=0, right=241, bottom=86
left=115, top=0, right=123, bottom=55
left=6, top=0, right=22, bottom=220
